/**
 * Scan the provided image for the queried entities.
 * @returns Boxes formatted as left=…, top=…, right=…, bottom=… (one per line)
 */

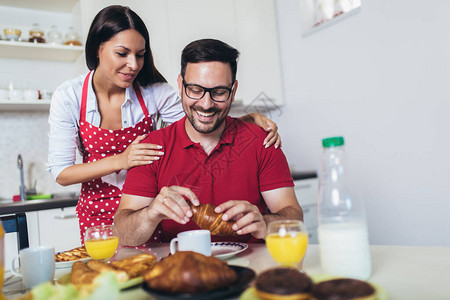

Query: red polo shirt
left=122, top=116, right=294, bottom=242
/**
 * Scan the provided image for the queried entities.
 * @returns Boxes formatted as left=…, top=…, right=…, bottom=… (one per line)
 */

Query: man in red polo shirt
left=115, top=39, right=303, bottom=246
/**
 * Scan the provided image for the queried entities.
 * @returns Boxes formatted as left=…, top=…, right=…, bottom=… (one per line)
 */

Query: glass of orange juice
left=265, top=220, right=308, bottom=267
left=84, top=225, right=119, bottom=260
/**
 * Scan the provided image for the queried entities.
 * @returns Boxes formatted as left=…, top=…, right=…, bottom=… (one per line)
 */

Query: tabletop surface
left=4, top=244, right=450, bottom=300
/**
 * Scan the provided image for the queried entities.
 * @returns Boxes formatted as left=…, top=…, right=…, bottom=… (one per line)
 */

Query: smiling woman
left=47, top=5, right=282, bottom=245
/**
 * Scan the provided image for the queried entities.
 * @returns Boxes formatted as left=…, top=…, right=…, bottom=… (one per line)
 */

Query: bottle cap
left=322, top=136, right=344, bottom=147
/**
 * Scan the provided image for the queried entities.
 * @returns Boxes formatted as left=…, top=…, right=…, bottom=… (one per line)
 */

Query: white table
left=4, top=244, right=450, bottom=299
left=119, top=244, right=450, bottom=299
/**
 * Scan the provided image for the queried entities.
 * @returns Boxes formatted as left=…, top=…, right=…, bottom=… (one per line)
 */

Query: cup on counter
left=170, top=229, right=211, bottom=256
left=11, top=245, right=55, bottom=288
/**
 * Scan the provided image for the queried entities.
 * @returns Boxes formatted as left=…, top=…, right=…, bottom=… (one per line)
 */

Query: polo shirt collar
left=177, top=116, right=237, bottom=149
left=85, top=71, right=134, bottom=113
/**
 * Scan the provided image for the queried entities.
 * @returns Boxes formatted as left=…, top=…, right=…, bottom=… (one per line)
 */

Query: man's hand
left=214, top=200, right=267, bottom=239
left=146, top=186, right=200, bottom=225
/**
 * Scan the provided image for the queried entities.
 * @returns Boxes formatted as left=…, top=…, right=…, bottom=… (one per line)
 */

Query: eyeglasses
left=182, top=79, right=234, bottom=103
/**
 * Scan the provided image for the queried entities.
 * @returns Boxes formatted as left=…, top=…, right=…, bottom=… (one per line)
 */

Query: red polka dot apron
left=77, top=71, right=156, bottom=245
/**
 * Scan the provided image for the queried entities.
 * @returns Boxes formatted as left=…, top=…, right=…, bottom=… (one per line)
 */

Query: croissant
left=143, top=251, right=238, bottom=293
left=189, top=202, right=236, bottom=236
left=71, top=261, right=99, bottom=287
left=86, top=260, right=129, bottom=283
left=111, top=253, right=157, bottom=278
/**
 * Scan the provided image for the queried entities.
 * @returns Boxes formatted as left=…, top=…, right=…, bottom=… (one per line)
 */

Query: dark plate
left=142, top=265, right=255, bottom=300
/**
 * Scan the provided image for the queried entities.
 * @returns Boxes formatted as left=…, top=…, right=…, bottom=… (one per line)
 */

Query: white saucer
left=211, top=242, right=248, bottom=260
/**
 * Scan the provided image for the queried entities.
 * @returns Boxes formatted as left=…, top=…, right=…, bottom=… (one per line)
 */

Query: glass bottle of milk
left=317, top=136, right=371, bottom=280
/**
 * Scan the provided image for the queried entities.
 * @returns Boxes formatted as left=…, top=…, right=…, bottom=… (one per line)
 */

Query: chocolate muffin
left=255, top=267, right=313, bottom=300
left=311, top=278, right=377, bottom=300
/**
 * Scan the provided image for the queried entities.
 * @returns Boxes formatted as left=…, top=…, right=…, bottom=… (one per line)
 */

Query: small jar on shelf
left=47, top=25, right=63, bottom=45
left=64, top=26, right=82, bottom=46
left=3, top=28, right=21, bottom=41
left=29, top=23, right=45, bottom=44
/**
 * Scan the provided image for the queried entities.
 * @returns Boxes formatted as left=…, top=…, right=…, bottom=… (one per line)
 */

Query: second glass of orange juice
left=84, top=225, right=119, bottom=260
left=265, top=220, right=308, bottom=267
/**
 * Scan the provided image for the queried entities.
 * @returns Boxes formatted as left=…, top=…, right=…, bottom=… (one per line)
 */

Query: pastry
left=111, top=253, right=157, bottom=278
left=86, top=260, right=129, bottom=282
left=55, top=246, right=90, bottom=262
left=70, top=261, right=99, bottom=287
left=255, top=267, right=313, bottom=300
left=70, top=253, right=157, bottom=288
left=144, top=251, right=238, bottom=293
left=311, top=278, right=377, bottom=300
left=189, top=202, right=236, bottom=236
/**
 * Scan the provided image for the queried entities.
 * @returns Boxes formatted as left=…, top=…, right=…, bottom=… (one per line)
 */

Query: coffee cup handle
left=11, top=256, right=22, bottom=277
left=169, top=238, right=179, bottom=255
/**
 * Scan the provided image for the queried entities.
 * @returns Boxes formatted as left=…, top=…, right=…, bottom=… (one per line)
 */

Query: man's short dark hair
left=180, top=39, right=240, bottom=83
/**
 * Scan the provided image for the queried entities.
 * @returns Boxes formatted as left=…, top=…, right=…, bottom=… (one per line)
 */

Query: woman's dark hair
left=181, top=39, right=240, bottom=83
left=85, top=5, right=166, bottom=86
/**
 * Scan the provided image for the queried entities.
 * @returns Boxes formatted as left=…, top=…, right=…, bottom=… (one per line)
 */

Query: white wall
left=274, top=0, right=450, bottom=246
left=0, top=6, right=82, bottom=200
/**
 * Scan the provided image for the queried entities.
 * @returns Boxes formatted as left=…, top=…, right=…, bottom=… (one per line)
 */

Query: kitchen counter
left=291, top=170, right=317, bottom=180
left=0, top=196, right=78, bottom=215
left=0, top=194, right=79, bottom=251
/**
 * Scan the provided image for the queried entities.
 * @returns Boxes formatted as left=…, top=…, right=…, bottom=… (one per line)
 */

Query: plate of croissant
left=54, top=246, right=92, bottom=269
left=143, top=251, right=256, bottom=300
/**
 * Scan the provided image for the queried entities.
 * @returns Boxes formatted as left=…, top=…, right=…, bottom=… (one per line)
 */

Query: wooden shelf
left=0, top=40, right=83, bottom=62
left=0, top=100, right=50, bottom=112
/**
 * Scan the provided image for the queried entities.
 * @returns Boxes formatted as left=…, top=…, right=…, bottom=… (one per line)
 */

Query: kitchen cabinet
left=26, top=206, right=80, bottom=253
left=293, top=174, right=319, bottom=243
left=1, top=207, right=79, bottom=271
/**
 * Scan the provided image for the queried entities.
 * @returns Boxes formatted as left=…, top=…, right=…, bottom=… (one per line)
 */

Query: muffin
left=255, top=267, right=313, bottom=300
left=311, top=278, right=377, bottom=300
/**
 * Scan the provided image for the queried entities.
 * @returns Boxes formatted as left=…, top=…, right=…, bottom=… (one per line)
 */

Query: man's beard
left=185, top=105, right=231, bottom=134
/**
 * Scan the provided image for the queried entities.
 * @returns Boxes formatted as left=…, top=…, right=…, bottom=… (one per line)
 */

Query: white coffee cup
left=11, top=245, right=55, bottom=288
left=170, top=229, right=211, bottom=256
